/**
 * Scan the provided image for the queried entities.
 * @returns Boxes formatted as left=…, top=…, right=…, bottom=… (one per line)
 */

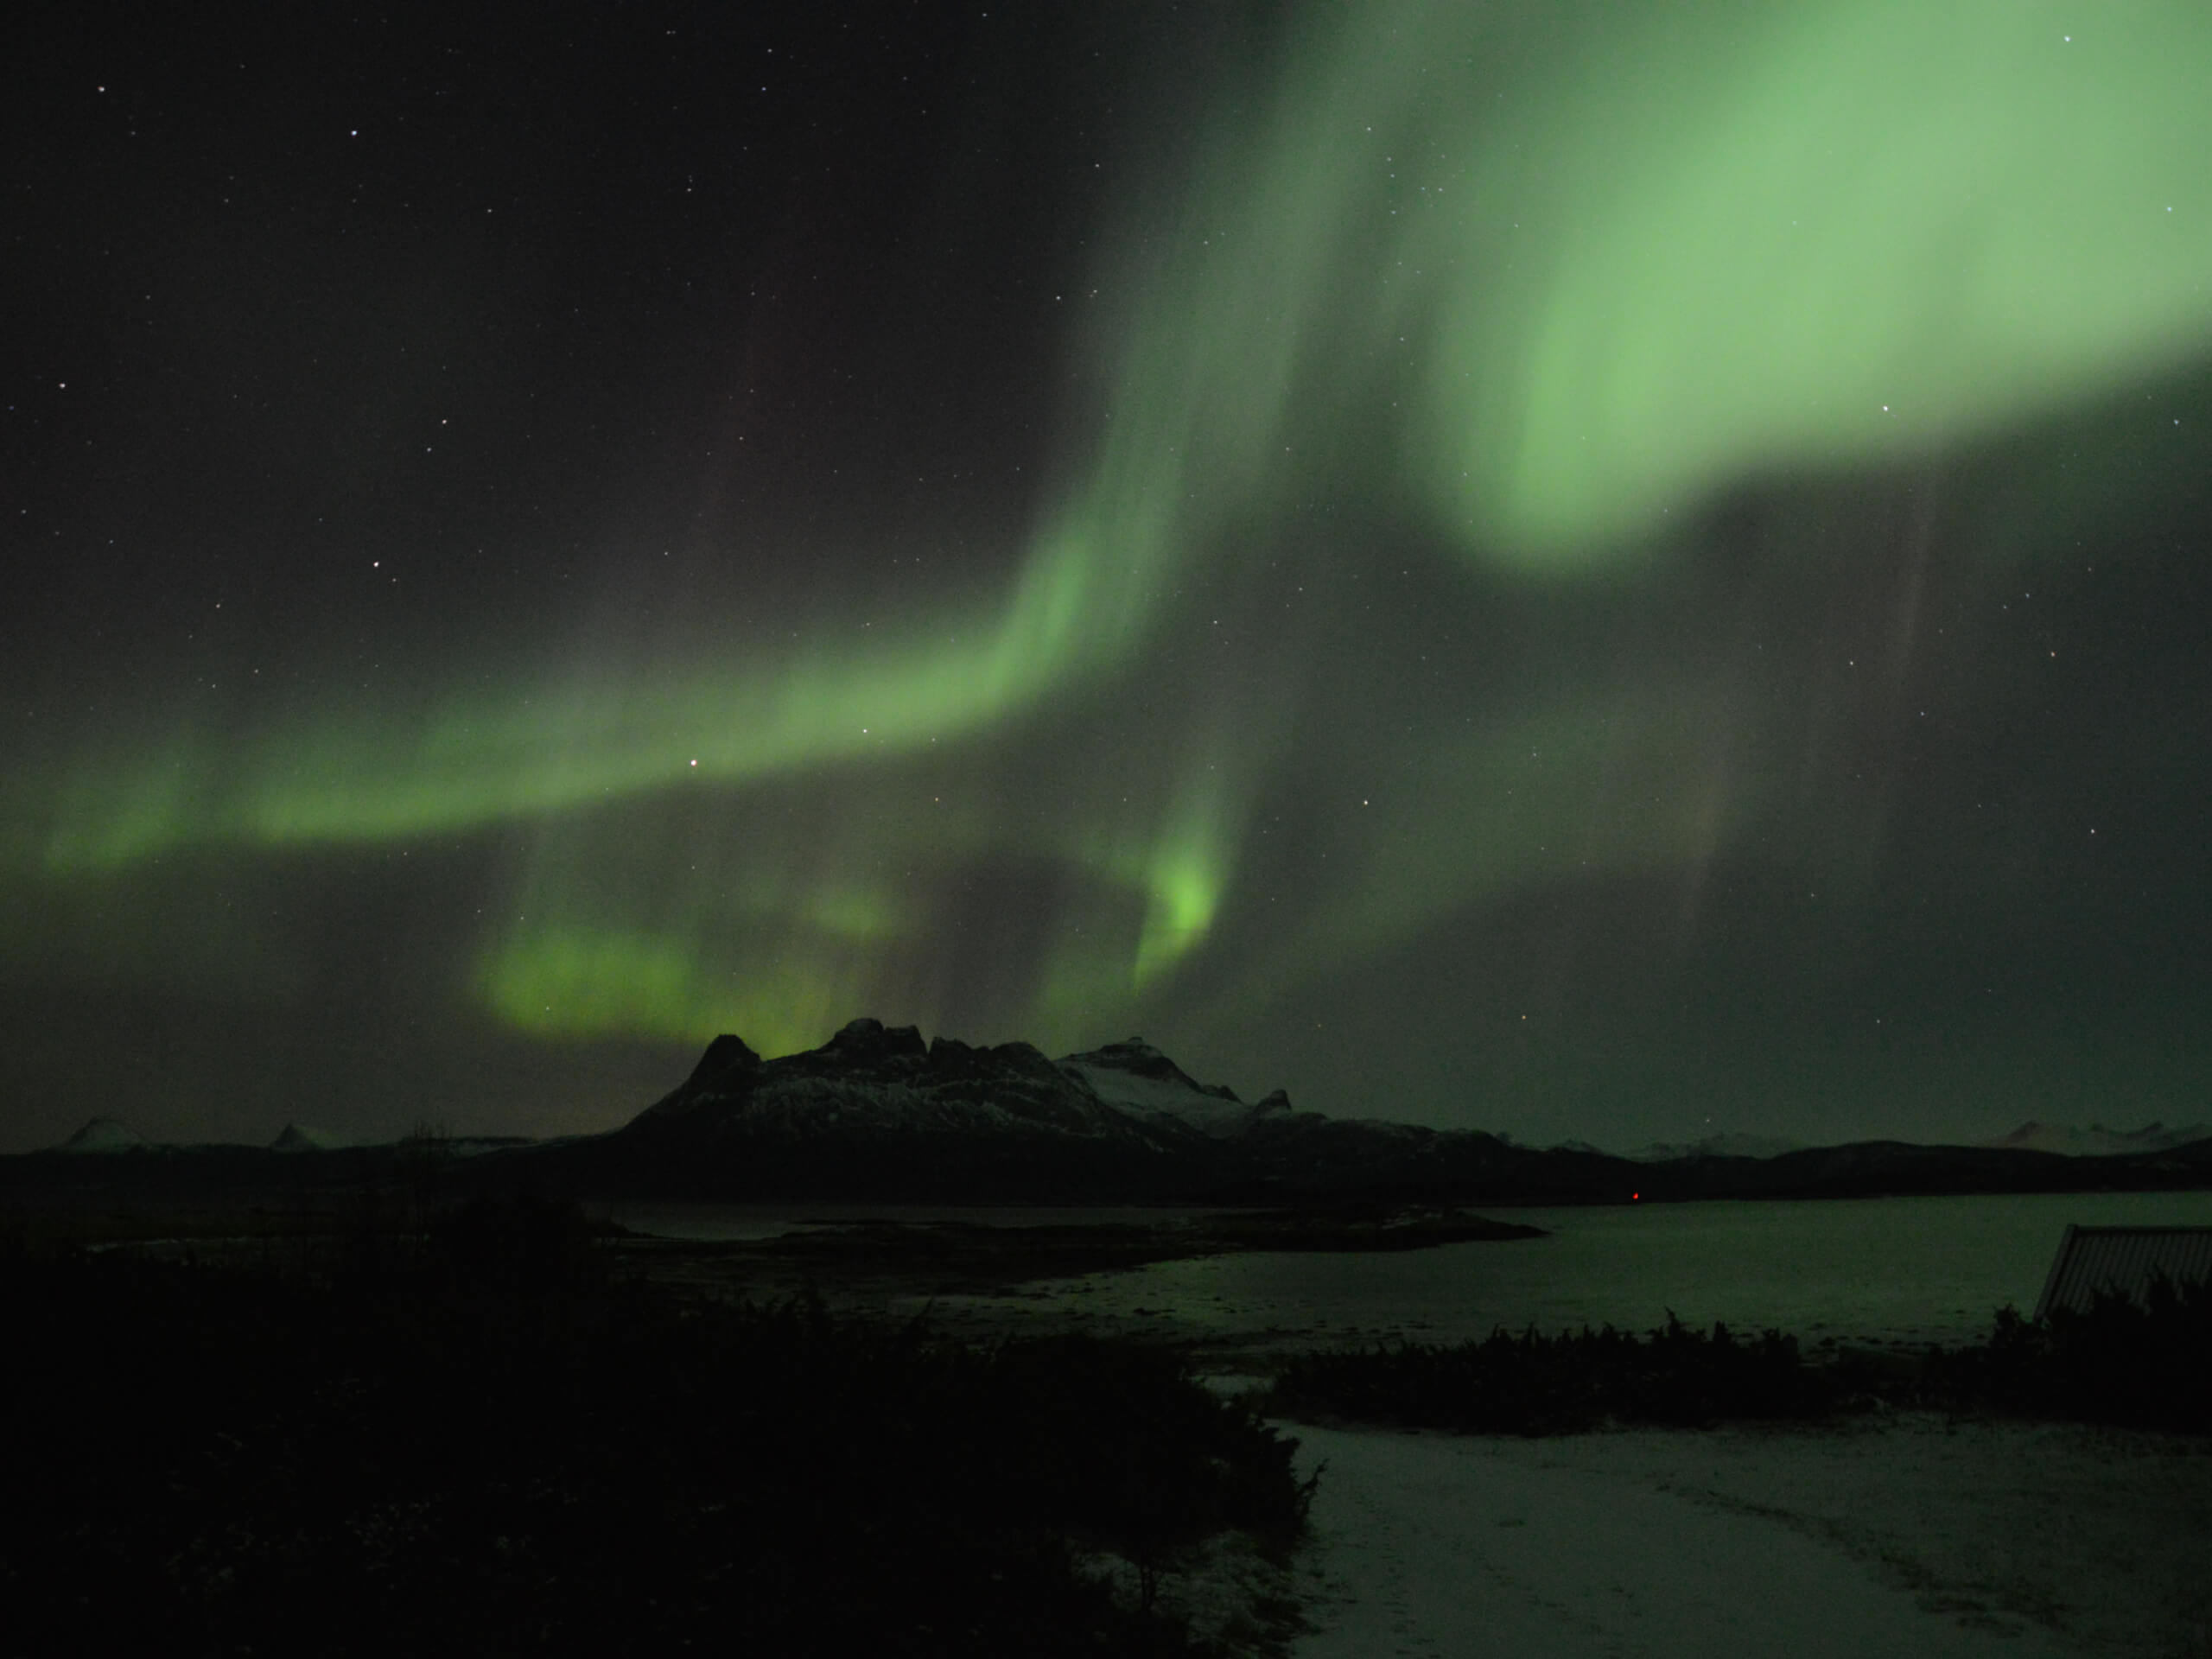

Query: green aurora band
left=16, top=0, right=2212, bottom=1057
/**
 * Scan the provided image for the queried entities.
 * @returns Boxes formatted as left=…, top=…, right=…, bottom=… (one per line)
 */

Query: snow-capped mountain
left=1977, top=1121, right=2212, bottom=1158
left=629, top=1019, right=1297, bottom=1151
left=557, top=1016, right=2212, bottom=1204
left=54, top=1116, right=150, bottom=1153
left=634, top=1019, right=1178, bottom=1144
left=588, top=1016, right=1594, bottom=1203
left=1057, top=1038, right=1293, bottom=1140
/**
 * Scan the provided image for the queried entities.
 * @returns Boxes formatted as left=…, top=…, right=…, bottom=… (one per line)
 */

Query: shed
left=2033, top=1225, right=2212, bottom=1321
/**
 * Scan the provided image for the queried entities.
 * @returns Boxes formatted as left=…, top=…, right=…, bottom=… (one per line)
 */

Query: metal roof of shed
left=2033, top=1225, right=2212, bottom=1321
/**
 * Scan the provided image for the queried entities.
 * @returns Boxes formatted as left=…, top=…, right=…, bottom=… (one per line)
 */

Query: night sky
left=7, top=1, right=2210, bottom=1154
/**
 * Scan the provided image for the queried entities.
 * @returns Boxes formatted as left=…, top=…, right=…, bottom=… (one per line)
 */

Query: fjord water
left=624, top=1191, right=2212, bottom=1350
left=1054, top=1191, right=2212, bottom=1351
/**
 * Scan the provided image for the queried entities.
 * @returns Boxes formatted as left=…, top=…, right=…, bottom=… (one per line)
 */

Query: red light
left=1631, top=1192, right=1640, bottom=1201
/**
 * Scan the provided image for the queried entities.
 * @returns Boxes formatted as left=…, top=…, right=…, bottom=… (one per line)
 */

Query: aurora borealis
left=6, top=1, right=2210, bottom=1150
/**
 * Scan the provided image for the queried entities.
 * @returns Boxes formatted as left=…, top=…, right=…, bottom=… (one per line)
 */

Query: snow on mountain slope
left=633, top=1019, right=1165, bottom=1143
left=1058, top=1039, right=1293, bottom=1140
left=1978, top=1121, right=2212, bottom=1157
left=55, top=1116, right=150, bottom=1153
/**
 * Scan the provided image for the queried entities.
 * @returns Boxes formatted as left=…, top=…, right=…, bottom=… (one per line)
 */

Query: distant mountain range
left=1974, top=1121, right=2212, bottom=1158
left=1621, top=1131, right=1809, bottom=1163
left=1604, top=1122, right=2212, bottom=1162
left=45, top=1121, right=535, bottom=1157
left=16, top=1017, right=2212, bottom=1205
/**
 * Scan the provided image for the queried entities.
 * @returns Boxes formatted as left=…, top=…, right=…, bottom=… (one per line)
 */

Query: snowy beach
left=1282, top=1415, right=2210, bottom=1658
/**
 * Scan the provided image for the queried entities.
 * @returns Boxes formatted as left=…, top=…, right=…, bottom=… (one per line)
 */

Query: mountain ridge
left=16, top=1018, right=2212, bottom=1206
left=520, top=1018, right=2212, bottom=1205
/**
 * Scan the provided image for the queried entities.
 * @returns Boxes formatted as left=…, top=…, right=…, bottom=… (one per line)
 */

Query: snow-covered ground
left=1279, top=1415, right=2212, bottom=1658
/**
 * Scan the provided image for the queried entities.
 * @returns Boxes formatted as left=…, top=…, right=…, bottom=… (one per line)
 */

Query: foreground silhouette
left=0, top=1198, right=1311, bottom=1656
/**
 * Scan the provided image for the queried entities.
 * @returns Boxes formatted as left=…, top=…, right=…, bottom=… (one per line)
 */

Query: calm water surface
left=1045, top=1191, right=2212, bottom=1349
left=620, top=1191, right=2212, bottom=1350
left=608, top=1201, right=1239, bottom=1243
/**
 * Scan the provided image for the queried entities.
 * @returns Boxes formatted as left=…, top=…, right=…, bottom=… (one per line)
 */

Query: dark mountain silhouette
left=494, top=1018, right=2212, bottom=1206
left=552, top=1018, right=1217, bottom=1201
left=1976, top=1120, right=2212, bottom=1157
left=7, top=1019, right=2211, bottom=1206
left=1625, top=1131, right=1805, bottom=1162
left=269, top=1122, right=345, bottom=1153
left=54, top=1116, right=150, bottom=1154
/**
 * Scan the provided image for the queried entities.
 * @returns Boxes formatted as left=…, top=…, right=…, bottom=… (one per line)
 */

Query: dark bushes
left=1268, top=1276, right=2212, bottom=1439
left=1926, top=1273, right=2212, bottom=1432
left=1268, top=1314, right=1834, bottom=1435
left=0, top=1198, right=1306, bottom=1656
